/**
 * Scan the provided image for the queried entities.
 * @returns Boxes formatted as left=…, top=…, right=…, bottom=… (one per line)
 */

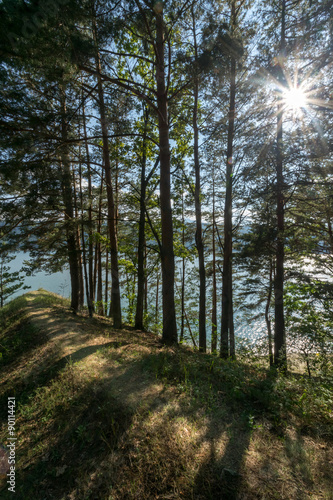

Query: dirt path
left=1, top=290, right=165, bottom=412
left=1, top=291, right=332, bottom=500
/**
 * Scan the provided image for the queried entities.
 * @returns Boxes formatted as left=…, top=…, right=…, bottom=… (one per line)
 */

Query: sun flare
left=283, top=86, right=307, bottom=111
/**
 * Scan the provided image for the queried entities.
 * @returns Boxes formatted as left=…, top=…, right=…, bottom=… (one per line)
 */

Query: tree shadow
left=0, top=352, right=172, bottom=499
left=0, top=323, right=285, bottom=500
left=284, top=432, right=314, bottom=488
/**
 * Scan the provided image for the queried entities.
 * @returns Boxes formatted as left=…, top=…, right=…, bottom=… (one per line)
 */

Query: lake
left=6, top=252, right=71, bottom=302
left=6, top=251, right=267, bottom=347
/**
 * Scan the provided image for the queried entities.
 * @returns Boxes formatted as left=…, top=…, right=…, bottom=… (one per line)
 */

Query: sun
left=282, top=86, right=307, bottom=112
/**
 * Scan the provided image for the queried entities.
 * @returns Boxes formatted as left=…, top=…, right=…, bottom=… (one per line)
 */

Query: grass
left=0, top=290, right=332, bottom=499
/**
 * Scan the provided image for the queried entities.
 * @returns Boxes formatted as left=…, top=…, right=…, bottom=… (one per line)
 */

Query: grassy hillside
left=0, top=290, right=332, bottom=499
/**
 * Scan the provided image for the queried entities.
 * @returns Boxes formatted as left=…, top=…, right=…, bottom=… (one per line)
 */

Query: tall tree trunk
left=81, top=222, right=93, bottom=317
left=144, top=239, right=148, bottom=316
left=192, top=8, right=206, bottom=352
left=94, top=169, right=104, bottom=307
left=155, top=6, right=177, bottom=344
left=78, top=138, right=94, bottom=318
left=266, top=257, right=274, bottom=366
left=155, top=273, right=159, bottom=328
left=221, top=2, right=237, bottom=358
left=93, top=237, right=98, bottom=303
left=93, top=19, right=122, bottom=328
left=72, top=163, right=84, bottom=309
left=135, top=107, right=149, bottom=330
left=82, top=93, right=94, bottom=312
left=229, top=263, right=235, bottom=357
left=96, top=240, right=104, bottom=315
left=181, top=190, right=185, bottom=343
left=115, top=146, right=119, bottom=239
left=60, top=89, right=81, bottom=313
left=211, top=175, right=217, bottom=353
left=95, top=172, right=104, bottom=316
left=274, top=0, right=287, bottom=370
left=105, top=249, right=109, bottom=316
left=0, top=260, right=3, bottom=309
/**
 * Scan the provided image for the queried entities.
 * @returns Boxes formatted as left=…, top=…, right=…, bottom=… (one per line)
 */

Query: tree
left=92, top=8, right=122, bottom=327
left=0, top=243, right=29, bottom=307
left=221, top=0, right=243, bottom=359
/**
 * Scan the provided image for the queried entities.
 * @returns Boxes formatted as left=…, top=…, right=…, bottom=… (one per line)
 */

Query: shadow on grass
left=0, top=303, right=284, bottom=500
left=0, top=345, right=261, bottom=499
left=9, top=380, right=134, bottom=499
left=0, top=340, right=120, bottom=422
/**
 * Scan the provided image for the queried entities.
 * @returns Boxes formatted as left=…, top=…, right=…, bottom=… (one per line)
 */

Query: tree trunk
left=192, top=9, right=206, bottom=352
left=211, top=175, right=217, bottom=353
left=221, top=4, right=237, bottom=357
left=96, top=240, right=104, bottom=315
left=155, top=6, right=177, bottom=344
left=274, top=0, right=287, bottom=370
left=144, top=239, right=148, bottom=316
left=0, top=260, right=3, bottom=308
left=266, top=258, right=274, bottom=366
left=93, top=20, right=122, bottom=328
left=78, top=139, right=94, bottom=317
left=60, top=89, right=81, bottom=313
left=72, top=163, right=84, bottom=309
left=94, top=169, right=104, bottom=309
left=229, top=262, right=235, bottom=358
left=135, top=107, right=149, bottom=330
left=105, top=249, right=109, bottom=316
left=181, top=190, right=185, bottom=344
left=155, top=273, right=159, bottom=328
left=82, top=93, right=94, bottom=312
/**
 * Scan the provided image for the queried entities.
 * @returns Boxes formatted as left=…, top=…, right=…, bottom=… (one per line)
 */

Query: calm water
left=5, top=252, right=331, bottom=355
left=7, top=251, right=266, bottom=345
left=6, top=252, right=71, bottom=302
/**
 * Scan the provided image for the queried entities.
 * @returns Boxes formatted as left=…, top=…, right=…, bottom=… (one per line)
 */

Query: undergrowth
left=0, top=291, right=332, bottom=499
left=141, top=349, right=333, bottom=438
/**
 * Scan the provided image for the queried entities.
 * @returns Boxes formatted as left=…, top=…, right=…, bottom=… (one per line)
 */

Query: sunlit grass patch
left=0, top=291, right=332, bottom=499
left=30, top=289, right=70, bottom=308
left=0, top=296, right=41, bottom=367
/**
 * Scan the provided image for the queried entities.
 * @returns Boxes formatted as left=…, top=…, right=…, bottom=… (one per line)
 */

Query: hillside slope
left=0, top=291, right=332, bottom=499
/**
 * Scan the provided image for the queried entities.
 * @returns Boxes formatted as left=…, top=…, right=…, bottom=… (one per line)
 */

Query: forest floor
left=0, top=290, right=332, bottom=499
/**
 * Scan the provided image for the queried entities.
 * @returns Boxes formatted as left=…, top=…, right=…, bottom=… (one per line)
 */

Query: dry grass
left=0, top=290, right=332, bottom=499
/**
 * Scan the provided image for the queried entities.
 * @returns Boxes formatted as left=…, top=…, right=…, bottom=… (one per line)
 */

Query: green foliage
left=119, top=258, right=137, bottom=325
left=0, top=252, right=30, bottom=307
left=141, top=346, right=333, bottom=438
left=0, top=295, right=40, bottom=366
left=285, top=281, right=333, bottom=376
left=0, top=291, right=332, bottom=499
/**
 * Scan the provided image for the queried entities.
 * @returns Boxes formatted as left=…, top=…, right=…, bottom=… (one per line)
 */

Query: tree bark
left=192, top=8, right=206, bottom=353
left=155, top=273, right=159, bottom=328
left=93, top=19, right=122, bottom=328
left=72, top=162, right=84, bottom=309
left=229, top=262, right=235, bottom=358
left=135, top=107, right=149, bottom=330
left=155, top=6, right=177, bottom=344
left=181, top=189, right=185, bottom=343
left=105, top=249, right=109, bottom=316
left=221, top=2, right=237, bottom=358
left=144, top=239, right=148, bottom=315
left=60, top=89, right=81, bottom=313
left=96, top=238, right=104, bottom=315
left=78, top=137, right=94, bottom=318
left=82, top=93, right=94, bottom=312
left=274, top=0, right=287, bottom=370
left=266, top=257, right=274, bottom=366
left=211, top=174, right=217, bottom=353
